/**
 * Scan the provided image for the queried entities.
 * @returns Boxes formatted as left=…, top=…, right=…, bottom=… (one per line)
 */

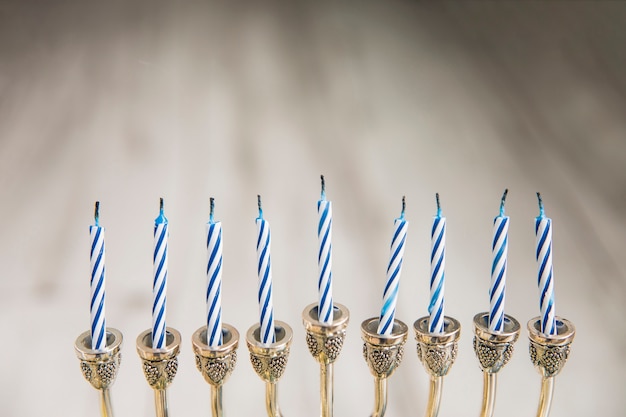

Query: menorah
left=74, top=303, right=575, bottom=417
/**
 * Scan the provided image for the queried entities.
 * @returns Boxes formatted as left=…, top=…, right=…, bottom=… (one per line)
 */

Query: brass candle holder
left=246, top=321, right=293, bottom=417
left=473, top=312, right=520, bottom=417
left=74, top=328, right=123, bottom=417
left=136, top=327, right=181, bottom=417
left=528, top=317, right=575, bottom=417
left=192, top=324, right=240, bottom=417
left=302, top=303, right=350, bottom=417
left=361, top=317, right=408, bottom=417
left=414, top=316, right=461, bottom=417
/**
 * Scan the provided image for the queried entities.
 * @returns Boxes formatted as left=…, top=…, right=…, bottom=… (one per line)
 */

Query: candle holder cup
left=302, top=303, right=350, bottom=417
left=136, top=327, right=181, bottom=417
left=528, top=317, right=575, bottom=417
left=361, top=317, right=408, bottom=417
left=413, top=316, right=461, bottom=417
left=192, top=324, right=240, bottom=417
left=75, top=328, right=123, bottom=417
left=473, top=312, right=520, bottom=417
left=246, top=320, right=293, bottom=417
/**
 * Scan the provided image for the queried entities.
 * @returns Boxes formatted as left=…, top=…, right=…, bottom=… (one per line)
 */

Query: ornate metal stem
left=473, top=312, right=520, bottom=417
left=192, top=323, right=240, bottom=417
left=528, top=317, right=575, bottom=417
left=136, top=327, right=181, bottom=417
left=361, top=317, right=408, bottom=417
left=75, top=328, right=123, bottom=417
left=246, top=320, right=293, bottom=417
left=414, top=316, right=461, bottom=417
left=302, top=303, right=350, bottom=417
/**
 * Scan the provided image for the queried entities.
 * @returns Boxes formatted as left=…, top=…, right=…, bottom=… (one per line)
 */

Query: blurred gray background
left=1, top=1, right=625, bottom=416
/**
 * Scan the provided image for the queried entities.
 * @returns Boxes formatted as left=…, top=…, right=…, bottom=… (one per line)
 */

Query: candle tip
left=209, top=197, right=215, bottom=223
left=94, top=201, right=100, bottom=226
left=435, top=193, right=441, bottom=217
left=159, top=197, right=164, bottom=213
left=536, top=192, right=544, bottom=217
left=320, top=174, right=326, bottom=200
left=257, top=194, right=263, bottom=219
left=401, top=195, right=406, bottom=219
left=500, top=189, right=508, bottom=216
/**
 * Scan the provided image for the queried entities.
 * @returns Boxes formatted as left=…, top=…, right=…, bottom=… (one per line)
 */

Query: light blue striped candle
left=206, top=197, right=223, bottom=346
left=256, top=195, right=275, bottom=345
left=377, top=197, right=408, bottom=335
left=89, top=201, right=107, bottom=350
left=152, top=198, right=168, bottom=349
left=535, top=193, right=557, bottom=336
left=489, top=189, right=509, bottom=333
left=317, top=175, right=334, bottom=324
left=428, top=193, right=445, bottom=334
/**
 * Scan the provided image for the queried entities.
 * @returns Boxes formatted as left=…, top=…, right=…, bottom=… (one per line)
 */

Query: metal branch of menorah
left=74, top=308, right=575, bottom=417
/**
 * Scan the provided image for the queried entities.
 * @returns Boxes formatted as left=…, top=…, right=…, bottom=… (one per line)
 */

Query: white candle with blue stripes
left=89, top=201, right=107, bottom=350
left=206, top=197, right=223, bottom=346
left=317, top=175, right=333, bottom=324
left=256, top=195, right=275, bottom=345
left=535, top=193, right=557, bottom=336
left=428, top=193, right=445, bottom=334
left=377, top=197, right=408, bottom=335
left=152, top=198, right=168, bottom=349
left=489, top=189, right=509, bottom=333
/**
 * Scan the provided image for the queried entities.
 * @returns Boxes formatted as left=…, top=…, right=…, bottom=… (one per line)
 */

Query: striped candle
left=206, top=197, right=223, bottom=346
left=152, top=198, right=168, bottom=349
left=428, top=193, right=445, bottom=334
left=377, top=197, right=408, bottom=335
left=535, top=193, right=556, bottom=335
left=89, top=201, right=107, bottom=350
left=317, top=175, right=334, bottom=324
left=256, top=195, right=275, bottom=345
left=489, top=189, right=509, bottom=333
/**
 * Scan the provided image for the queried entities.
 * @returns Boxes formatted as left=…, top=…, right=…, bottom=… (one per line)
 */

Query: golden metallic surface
left=246, top=321, right=293, bottom=417
left=302, top=303, right=350, bottom=417
left=413, top=316, right=461, bottom=417
left=361, top=317, right=408, bottom=417
left=136, top=328, right=181, bottom=417
left=527, top=317, right=575, bottom=417
left=74, top=328, right=123, bottom=417
left=473, top=313, right=520, bottom=417
left=191, top=324, right=240, bottom=417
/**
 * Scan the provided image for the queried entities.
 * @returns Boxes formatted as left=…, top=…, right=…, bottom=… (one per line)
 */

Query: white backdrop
left=1, top=2, right=625, bottom=416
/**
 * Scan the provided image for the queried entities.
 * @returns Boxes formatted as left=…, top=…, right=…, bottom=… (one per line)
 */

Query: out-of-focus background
left=1, top=1, right=625, bottom=416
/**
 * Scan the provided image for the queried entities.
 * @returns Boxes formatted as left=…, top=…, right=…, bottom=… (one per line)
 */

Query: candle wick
left=536, top=192, right=544, bottom=218
left=257, top=194, right=263, bottom=219
left=320, top=174, right=326, bottom=200
left=400, top=195, right=406, bottom=219
left=159, top=197, right=164, bottom=215
left=435, top=193, right=442, bottom=217
left=499, top=188, right=508, bottom=216
left=209, top=197, right=215, bottom=224
left=94, top=201, right=100, bottom=227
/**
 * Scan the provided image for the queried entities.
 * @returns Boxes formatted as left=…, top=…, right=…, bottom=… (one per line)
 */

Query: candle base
left=361, top=317, right=408, bottom=417
left=473, top=312, right=521, bottom=417
left=246, top=321, right=293, bottom=417
left=414, top=316, right=461, bottom=417
left=302, top=303, right=350, bottom=417
left=74, top=328, right=123, bottom=417
left=528, top=316, right=575, bottom=417
left=192, top=324, right=240, bottom=417
left=136, top=327, right=181, bottom=417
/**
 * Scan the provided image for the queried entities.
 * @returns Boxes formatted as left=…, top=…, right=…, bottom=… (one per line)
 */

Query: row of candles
left=88, top=178, right=558, bottom=352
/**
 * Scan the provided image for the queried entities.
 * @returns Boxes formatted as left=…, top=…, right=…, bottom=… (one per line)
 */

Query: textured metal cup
left=414, top=316, right=461, bottom=377
left=136, top=328, right=181, bottom=390
left=75, top=328, right=123, bottom=390
left=192, top=324, right=239, bottom=386
left=361, top=317, right=408, bottom=379
left=473, top=312, right=520, bottom=373
left=528, top=317, right=575, bottom=378
left=246, top=321, right=293, bottom=384
left=303, top=303, right=350, bottom=364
